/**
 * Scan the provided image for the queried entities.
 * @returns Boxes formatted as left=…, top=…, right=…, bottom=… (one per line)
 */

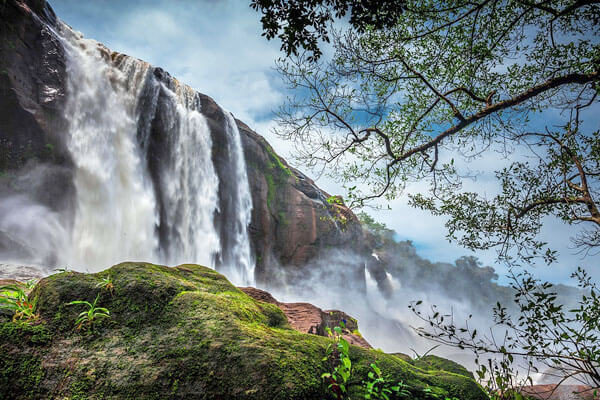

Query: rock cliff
left=0, top=0, right=366, bottom=283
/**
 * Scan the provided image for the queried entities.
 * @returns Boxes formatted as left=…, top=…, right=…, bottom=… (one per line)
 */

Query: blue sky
left=48, top=0, right=599, bottom=285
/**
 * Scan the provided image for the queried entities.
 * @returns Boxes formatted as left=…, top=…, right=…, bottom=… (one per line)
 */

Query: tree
left=410, top=267, right=600, bottom=396
left=249, top=0, right=405, bottom=61
left=269, top=0, right=599, bottom=264
left=259, top=0, right=600, bottom=396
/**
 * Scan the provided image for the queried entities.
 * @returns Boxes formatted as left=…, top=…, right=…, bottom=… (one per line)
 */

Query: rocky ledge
left=239, top=287, right=372, bottom=349
left=0, top=262, right=487, bottom=400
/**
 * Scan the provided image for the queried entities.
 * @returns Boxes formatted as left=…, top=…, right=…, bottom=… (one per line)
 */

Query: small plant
left=322, top=322, right=466, bottom=399
left=410, top=345, right=440, bottom=361
left=54, top=267, right=71, bottom=273
left=0, top=284, right=38, bottom=322
left=364, top=363, right=408, bottom=400
left=322, top=321, right=352, bottom=399
left=95, top=275, right=114, bottom=296
left=67, top=294, right=110, bottom=332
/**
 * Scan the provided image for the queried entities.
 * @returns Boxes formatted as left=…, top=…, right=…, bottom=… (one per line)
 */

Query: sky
left=48, top=0, right=598, bottom=285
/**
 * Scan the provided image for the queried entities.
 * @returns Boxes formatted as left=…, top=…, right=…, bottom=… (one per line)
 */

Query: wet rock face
left=239, top=286, right=372, bottom=349
left=0, top=0, right=71, bottom=173
left=238, top=121, right=366, bottom=285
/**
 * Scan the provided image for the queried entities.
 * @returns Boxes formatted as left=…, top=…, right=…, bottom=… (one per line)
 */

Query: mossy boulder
left=411, top=355, right=475, bottom=379
left=0, top=262, right=488, bottom=399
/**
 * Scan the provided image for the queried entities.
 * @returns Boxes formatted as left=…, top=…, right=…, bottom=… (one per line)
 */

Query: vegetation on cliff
left=1, top=262, right=487, bottom=400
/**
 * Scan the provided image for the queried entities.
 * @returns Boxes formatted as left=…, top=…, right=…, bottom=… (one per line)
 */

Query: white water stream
left=61, top=30, right=159, bottom=269
left=3, top=24, right=256, bottom=285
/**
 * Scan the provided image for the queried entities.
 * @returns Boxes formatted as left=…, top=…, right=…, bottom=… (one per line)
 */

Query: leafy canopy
left=250, top=0, right=406, bottom=61
left=271, top=0, right=600, bottom=263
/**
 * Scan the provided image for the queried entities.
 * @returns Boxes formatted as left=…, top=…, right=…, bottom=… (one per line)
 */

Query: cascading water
left=220, top=111, right=254, bottom=285
left=0, top=22, right=255, bottom=284
left=151, top=82, right=221, bottom=268
left=61, top=29, right=158, bottom=269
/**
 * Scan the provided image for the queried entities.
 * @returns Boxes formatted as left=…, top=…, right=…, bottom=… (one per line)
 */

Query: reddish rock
left=239, top=286, right=372, bottom=349
left=238, top=121, right=367, bottom=286
left=521, top=385, right=597, bottom=400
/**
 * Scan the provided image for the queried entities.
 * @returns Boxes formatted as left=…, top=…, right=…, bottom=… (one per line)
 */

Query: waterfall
left=61, top=29, right=158, bottom=269
left=151, top=82, right=221, bottom=268
left=221, top=111, right=254, bottom=286
left=0, top=23, right=256, bottom=283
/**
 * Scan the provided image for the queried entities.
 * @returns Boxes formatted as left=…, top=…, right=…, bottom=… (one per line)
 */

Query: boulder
left=0, top=262, right=488, bottom=400
left=239, top=286, right=372, bottom=349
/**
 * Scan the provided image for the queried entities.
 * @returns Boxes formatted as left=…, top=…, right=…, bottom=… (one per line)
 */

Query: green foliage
left=0, top=284, right=38, bottom=323
left=95, top=275, right=114, bottom=296
left=327, top=196, right=344, bottom=205
left=321, top=196, right=351, bottom=227
left=250, top=0, right=405, bottom=61
left=364, top=363, right=408, bottom=400
left=67, top=294, right=110, bottom=332
left=322, top=322, right=473, bottom=400
left=412, top=267, right=600, bottom=397
left=322, top=322, right=352, bottom=398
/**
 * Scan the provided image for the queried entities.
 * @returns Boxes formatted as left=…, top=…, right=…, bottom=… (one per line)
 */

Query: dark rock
left=0, top=0, right=75, bottom=265
left=0, top=0, right=70, bottom=172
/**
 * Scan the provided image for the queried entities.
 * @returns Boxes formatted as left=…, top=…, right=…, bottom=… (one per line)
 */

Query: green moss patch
left=411, top=355, right=474, bottom=379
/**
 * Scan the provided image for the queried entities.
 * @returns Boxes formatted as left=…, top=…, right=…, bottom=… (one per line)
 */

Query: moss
left=69, top=374, right=94, bottom=400
left=277, top=210, right=290, bottom=226
left=1, top=262, right=488, bottom=400
left=266, top=172, right=276, bottom=209
left=0, top=353, right=44, bottom=397
left=0, top=321, right=52, bottom=345
left=265, top=144, right=293, bottom=178
left=390, top=352, right=413, bottom=362
left=264, top=143, right=297, bottom=212
left=0, top=325, right=45, bottom=399
left=412, top=355, right=474, bottom=379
